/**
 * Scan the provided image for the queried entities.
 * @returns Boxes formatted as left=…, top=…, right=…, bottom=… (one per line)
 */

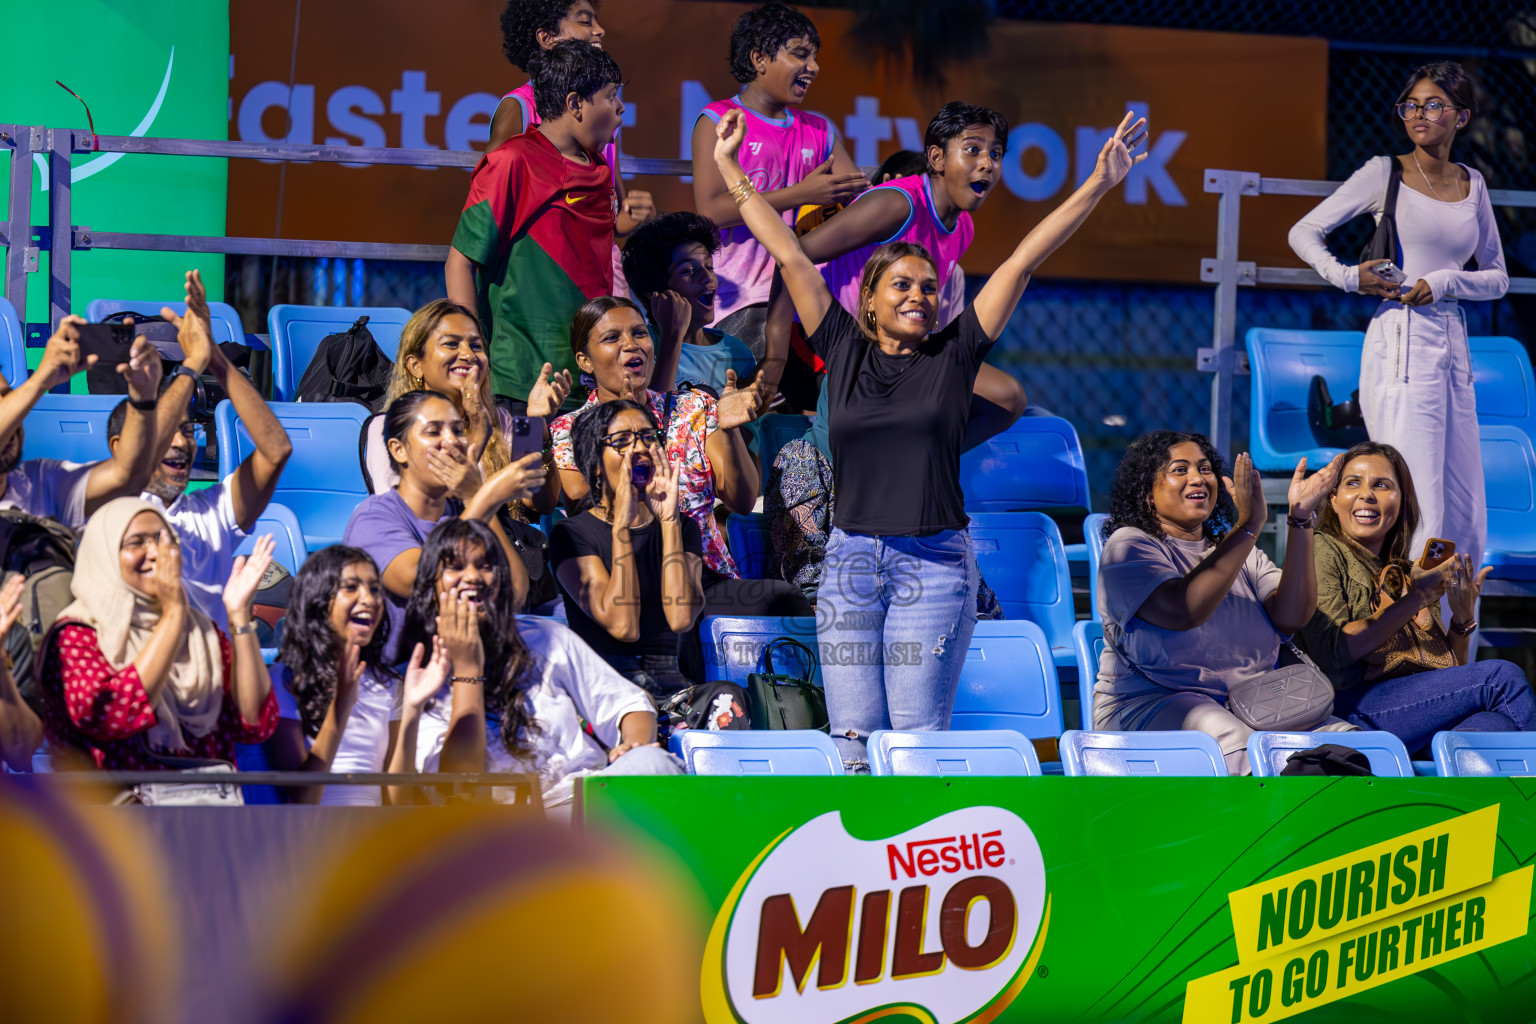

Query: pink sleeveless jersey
left=504, top=82, right=628, bottom=296
left=820, top=174, right=973, bottom=327
left=699, top=97, right=839, bottom=323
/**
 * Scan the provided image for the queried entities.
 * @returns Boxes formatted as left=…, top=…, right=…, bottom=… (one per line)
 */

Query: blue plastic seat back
left=234, top=502, right=309, bottom=577
left=267, top=305, right=412, bottom=401
left=869, top=729, right=1041, bottom=776
left=1479, top=425, right=1536, bottom=578
left=1247, top=730, right=1413, bottom=777
left=701, top=614, right=820, bottom=688
left=1432, top=731, right=1536, bottom=777
left=1469, top=336, right=1536, bottom=430
left=960, top=414, right=1089, bottom=512
left=1245, top=328, right=1364, bottom=472
left=726, top=513, right=771, bottom=579
left=22, top=395, right=122, bottom=464
left=758, top=413, right=813, bottom=475
left=0, top=296, right=28, bottom=385
left=215, top=400, right=371, bottom=550
left=1073, top=620, right=1105, bottom=728
left=677, top=729, right=843, bottom=775
left=952, top=619, right=1062, bottom=738
left=1060, top=729, right=1230, bottom=776
left=1084, top=512, right=1109, bottom=622
left=85, top=299, right=247, bottom=349
left=967, top=512, right=1074, bottom=660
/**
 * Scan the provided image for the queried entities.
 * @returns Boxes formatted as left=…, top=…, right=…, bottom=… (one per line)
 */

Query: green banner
left=0, top=0, right=228, bottom=330
left=581, top=778, right=1536, bottom=1023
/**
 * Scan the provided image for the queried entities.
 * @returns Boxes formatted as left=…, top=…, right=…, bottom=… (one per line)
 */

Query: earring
left=413, top=375, right=423, bottom=390
left=865, top=308, right=877, bottom=331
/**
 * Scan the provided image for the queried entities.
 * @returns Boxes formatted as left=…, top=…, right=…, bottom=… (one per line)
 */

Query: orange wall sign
left=228, top=1, right=1327, bottom=282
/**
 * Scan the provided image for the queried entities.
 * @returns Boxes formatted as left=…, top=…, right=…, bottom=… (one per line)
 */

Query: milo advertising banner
left=581, top=778, right=1536, bottom=1023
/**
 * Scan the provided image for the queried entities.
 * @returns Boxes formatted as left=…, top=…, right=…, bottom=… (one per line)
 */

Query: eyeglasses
left=1396, top=100, right=1460, bottom=123
left=602, top=428, right=661, bottom=452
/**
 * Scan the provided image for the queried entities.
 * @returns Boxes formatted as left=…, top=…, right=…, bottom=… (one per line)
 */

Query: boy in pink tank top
left=690, top=2, right=867, bottom=361
left=489, top=0, right=654, bottom=244
left=768, top=102, right=1030, bottom=450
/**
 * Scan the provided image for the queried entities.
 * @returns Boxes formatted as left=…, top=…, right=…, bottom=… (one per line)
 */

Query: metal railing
left=1, top=123, right=695, bottom=337
left=1199, top=167, right=1536, bottom=454
left=29, top=769, right=543, bottom=807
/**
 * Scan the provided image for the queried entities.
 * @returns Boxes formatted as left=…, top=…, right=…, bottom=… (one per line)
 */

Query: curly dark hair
left=528, top=38, right=622, bottom=123
left=567, top=398, right=657, bottom=514
left=277, top=546, right=394, bottom=740
left=500, top=0, right=598, bottom=72
left=400, top=520, right=540, bottom=759
left=728, top=3, right=821, bottom=84
left=1102, top=430, right=1236, bottom=543
left=620, top=212, right=721, bottom=306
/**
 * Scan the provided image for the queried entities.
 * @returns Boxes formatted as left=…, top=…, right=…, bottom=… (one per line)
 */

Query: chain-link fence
left=227, top=1, right=1536, bottom=510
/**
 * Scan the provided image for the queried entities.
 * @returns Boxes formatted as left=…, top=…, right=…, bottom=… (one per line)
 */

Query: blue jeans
left=818, top=527, right=980, bottom=769
left=1333, top=659, right=1536, bottom=753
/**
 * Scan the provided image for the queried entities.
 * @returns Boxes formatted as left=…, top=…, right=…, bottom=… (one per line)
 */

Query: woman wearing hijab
left=37, top=497, right=278, bottom=769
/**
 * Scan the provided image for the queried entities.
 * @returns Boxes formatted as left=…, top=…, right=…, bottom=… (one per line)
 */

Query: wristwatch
left=1449, top=619, right=1478, bottom=637
left=1286, top=508, right=1318, bottom=531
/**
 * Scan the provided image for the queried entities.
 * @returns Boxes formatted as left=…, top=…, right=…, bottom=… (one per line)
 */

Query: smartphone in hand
left=73, top=322, right=135, bottom=365
left=1373, top=261, right=1408, bottom=287
left=509, top=415, right=545, bottom=463
left=1420, top=537, right=1456, bottom=570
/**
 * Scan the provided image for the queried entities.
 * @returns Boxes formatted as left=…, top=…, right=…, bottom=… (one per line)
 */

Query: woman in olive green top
left=1302, top=441, right=1533, bottom=750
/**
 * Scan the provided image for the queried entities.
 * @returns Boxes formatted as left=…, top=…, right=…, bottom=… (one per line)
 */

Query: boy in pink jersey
left=489, top=0, right=654, bottom=241
left=768, top=102, right=1029, bottom=450
left=690, top=2, right=867, bottom=363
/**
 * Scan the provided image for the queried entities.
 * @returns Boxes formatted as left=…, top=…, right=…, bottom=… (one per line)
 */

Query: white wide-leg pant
left=1359, top=297, right=1485, bottom=571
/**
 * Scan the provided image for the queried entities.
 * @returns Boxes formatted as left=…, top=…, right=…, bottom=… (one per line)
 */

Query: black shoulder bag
left=1358, top=157, right=1405, bottom=266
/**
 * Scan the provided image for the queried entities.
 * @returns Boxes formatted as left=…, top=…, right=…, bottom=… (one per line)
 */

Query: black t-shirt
left=807, top=302, right=993, bottom=536
left=548, top=510, right=704, bottom=661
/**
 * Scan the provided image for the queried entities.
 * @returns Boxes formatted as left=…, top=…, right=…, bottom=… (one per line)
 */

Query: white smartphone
left=1373, top=261, right=1407, bottom=286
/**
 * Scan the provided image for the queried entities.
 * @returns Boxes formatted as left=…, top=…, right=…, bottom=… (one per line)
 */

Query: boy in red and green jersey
left=447, top=40, right=624, bottom=405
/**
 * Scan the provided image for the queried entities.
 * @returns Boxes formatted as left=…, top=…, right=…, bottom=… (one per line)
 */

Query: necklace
left=1412, top=150, right=1459, bottom=202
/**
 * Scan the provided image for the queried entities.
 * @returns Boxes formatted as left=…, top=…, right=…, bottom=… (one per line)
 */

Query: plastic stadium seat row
left=268, top=304, right=413, bottom=402
left=0, top=296, right=27, bottom=385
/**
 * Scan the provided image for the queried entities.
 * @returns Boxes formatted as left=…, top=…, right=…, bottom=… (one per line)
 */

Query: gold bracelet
left=728, top=177, right=758, bottom=206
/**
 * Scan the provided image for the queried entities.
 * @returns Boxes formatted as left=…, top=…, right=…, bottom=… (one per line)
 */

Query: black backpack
left=0, top=509, right=80, bottom=711
left=295, top=316, right=393, bottom=411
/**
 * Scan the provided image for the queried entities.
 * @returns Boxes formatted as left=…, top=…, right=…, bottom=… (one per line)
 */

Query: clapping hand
left=525, top=362, right=573, bottom=419
left=717, top=368, right=769, bottom=430
left=334, top=639, right=365, bottom=721
left=1221, top=451, right=1267, bottom=535
left=1446, top=553, right=1492, bottom=626
left=401, top=636, right=450, bottom=713
left=1287, top=453, right=1344, bottom=522
left=223, top=533, right=275, bottom=621
left=161, top=269, right=218, bottom=375
left=0, top=573, right=26, bottom=638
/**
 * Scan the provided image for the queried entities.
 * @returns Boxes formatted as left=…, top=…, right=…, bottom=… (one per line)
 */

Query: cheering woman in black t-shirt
left=713, top=106, right=1147, bottom=769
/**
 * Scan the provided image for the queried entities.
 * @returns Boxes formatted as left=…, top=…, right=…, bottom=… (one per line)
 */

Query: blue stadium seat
left=1470, top=336, right=1536, bottom=434
left=215, top=399, right=371, bottom=550
left=1059, top=729, right=1230, bottom=776
left=21, top=394, right=120, bottom=464
left=701, top=614, right=820, bottom=688
left=1247, top=730, right=1413, bottom=778
left=267, top=304, right=412, bottom=402
left=968, top=512, right=1074, bottom=667
left=726, top=512, right=771, bottom=579
left=1479, top=425, right=1536, bottom=579
left=758, top=413, right=812, bottom=474
left=1073, top=619, right=1105, bottom=728
left=868, top=729, right=1042, bottom=776
left=952, top=618, right=1063, bottom=738
left=675, top=730, right=843, bottom=775
left=1084, top=511, right=1109, bottom=621
left=0, top=296, right=28, bottom=384
left=235, top=501, right=308, bottom=576
left=1245, top=328, right=1364, bottom=473
left=960, top=414, right=1089, bottom=512
left=1432, top=731, right=1536, bottom=777
left=85, top=298, right=248, bottom=349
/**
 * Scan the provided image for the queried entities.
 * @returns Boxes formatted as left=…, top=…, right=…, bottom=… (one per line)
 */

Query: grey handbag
left=1224, top=638, right=1335, bottom=732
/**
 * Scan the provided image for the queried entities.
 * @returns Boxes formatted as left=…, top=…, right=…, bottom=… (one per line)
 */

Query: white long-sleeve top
left=1288, top=155, right=1508, bottom=303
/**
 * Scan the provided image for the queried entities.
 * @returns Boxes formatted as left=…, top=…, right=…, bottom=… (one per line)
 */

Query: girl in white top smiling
left=1289, top=61, right=1507, bottom=572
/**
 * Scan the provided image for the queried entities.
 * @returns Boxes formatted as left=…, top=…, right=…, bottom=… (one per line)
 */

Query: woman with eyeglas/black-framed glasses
left=1289, top=61, right=1507, bottom=604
